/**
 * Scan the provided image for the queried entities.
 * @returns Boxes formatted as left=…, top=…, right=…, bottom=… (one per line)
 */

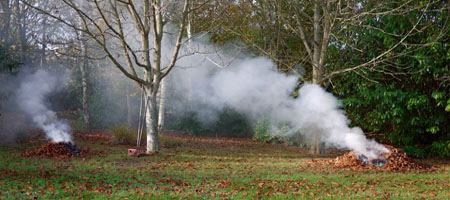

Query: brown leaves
left=21, top=142, right=105, bottom=160
left=74, top=131, right=111, bottom=140
left=162, top=132, right=259, bottom=147
left=329, top=145, right=429, bottom=171
left=217, top=180, right=232, bottom=187
left=21, top=142, right=75, bottom=159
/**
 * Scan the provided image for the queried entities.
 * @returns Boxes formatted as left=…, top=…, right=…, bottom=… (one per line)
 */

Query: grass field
left=0, top=131, right=449, bottom=199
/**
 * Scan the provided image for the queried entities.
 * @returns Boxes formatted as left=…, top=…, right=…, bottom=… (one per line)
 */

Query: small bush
left=253, top=119, right=271, bottom=142
left=71, top=116, right=85, bottom=132
left=110, top=125, right=145, bottom=145
left=402, top=145, right=425, bottom=158
left=426, top=140, right=450, bottom=158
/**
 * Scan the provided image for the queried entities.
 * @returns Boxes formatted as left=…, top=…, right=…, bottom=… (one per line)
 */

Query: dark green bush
left=329, top=2, right=449, bottom=158
left=215, top=108, right=251, bottom=137
left=165, top=108, right=251, bottom=138
left=426, top=140, right=450, bottom=158
left=165, top=113, right=205, bottom=136
left=402, top=145, right=425, bottom=158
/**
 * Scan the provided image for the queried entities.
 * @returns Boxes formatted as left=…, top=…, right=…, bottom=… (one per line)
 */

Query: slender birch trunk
left=157, top=78, right=166, bottom=132
left=40, top=17, right=47, bottom=69
left=127, top=83, right=133, bottom=127
left=78, top=1, right=90, bottom=130
left=80, top=44, right=90, bottom=130
left=15, top=0, right=26, bottom=61
left=145, top=86, right=160, bottom=152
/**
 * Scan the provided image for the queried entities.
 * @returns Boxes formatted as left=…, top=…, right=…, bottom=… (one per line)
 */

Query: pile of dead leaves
left=330, top=145, right=428, bottom=171
left=21, top=142, right=104, bottom=160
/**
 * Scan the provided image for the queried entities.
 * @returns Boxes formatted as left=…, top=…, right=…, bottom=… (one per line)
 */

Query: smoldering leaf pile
left=330, top=145, right=427, bottom=171
left=21, top=142, right=102, bottom=160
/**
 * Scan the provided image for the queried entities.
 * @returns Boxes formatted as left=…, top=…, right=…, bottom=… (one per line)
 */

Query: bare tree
left=28, top=0, right=192, bottom=152
left=77, top=0, right=90, bottom=130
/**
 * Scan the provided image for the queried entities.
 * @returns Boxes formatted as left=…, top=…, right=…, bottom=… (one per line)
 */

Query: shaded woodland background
left=0, top=0, right=449, bottom=157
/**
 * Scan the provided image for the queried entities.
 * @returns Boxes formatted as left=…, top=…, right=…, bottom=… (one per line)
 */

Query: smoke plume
left=170, top=45, right=389, bottom=159
left=16, top=70, right=72, bottom=143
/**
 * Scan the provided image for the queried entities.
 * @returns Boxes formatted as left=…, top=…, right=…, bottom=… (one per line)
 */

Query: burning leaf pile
left=330, top=145, right=427, bottom=171
left=22, top=142, right=103, bottom=160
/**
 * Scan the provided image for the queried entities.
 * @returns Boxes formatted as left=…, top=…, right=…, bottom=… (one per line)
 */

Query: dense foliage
left=192, top=0, right=449, bottom=157
left=332, top=1, right=449, bottom=157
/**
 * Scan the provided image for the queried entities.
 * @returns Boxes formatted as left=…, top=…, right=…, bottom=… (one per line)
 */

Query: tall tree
left=77, top=0, right=90, bottom=130
left=29, top=0, right=194, bottom=152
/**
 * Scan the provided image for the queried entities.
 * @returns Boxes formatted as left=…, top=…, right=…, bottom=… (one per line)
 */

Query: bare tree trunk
left=186, top=2, right=192, bottom=42
left=80, top=44, right=90, bottom=130
left=78, top=0, right=90, bottom=130
left=157, top=78, right=166, bottom=132
left=310, top=0, right=323, bottom=155
left=15, top=0, right=26, bottom=61
left=145, top=85, right=160, bottom=152
left=127, top=83, right=133, bottom=127
left=186, top=3, right=193, bottom=108
left=40, top=17, right=47, bottom=68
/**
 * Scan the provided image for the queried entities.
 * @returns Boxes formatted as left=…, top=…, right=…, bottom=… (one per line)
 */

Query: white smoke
left=16, top=70, right=72, bottom=143
left=295, top=84, right=390, bottom=159
left=170, top=45, right=389, bottom=159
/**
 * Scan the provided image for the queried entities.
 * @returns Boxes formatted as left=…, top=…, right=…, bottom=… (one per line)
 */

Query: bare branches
left=26, top=0, right=196, bottom=88
left=323, top=0, right=432, bottom=80
left=161, top=0, right=189, bottom=79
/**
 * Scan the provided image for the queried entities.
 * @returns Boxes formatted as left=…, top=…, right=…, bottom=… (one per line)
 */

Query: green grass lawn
left=0, top=132, right=449, bottom=199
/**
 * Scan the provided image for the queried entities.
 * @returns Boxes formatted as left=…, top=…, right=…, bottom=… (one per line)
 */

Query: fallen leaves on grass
left=163, top=133, right=259, bottom=147
left=74, top=130, right=111, bottom=143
